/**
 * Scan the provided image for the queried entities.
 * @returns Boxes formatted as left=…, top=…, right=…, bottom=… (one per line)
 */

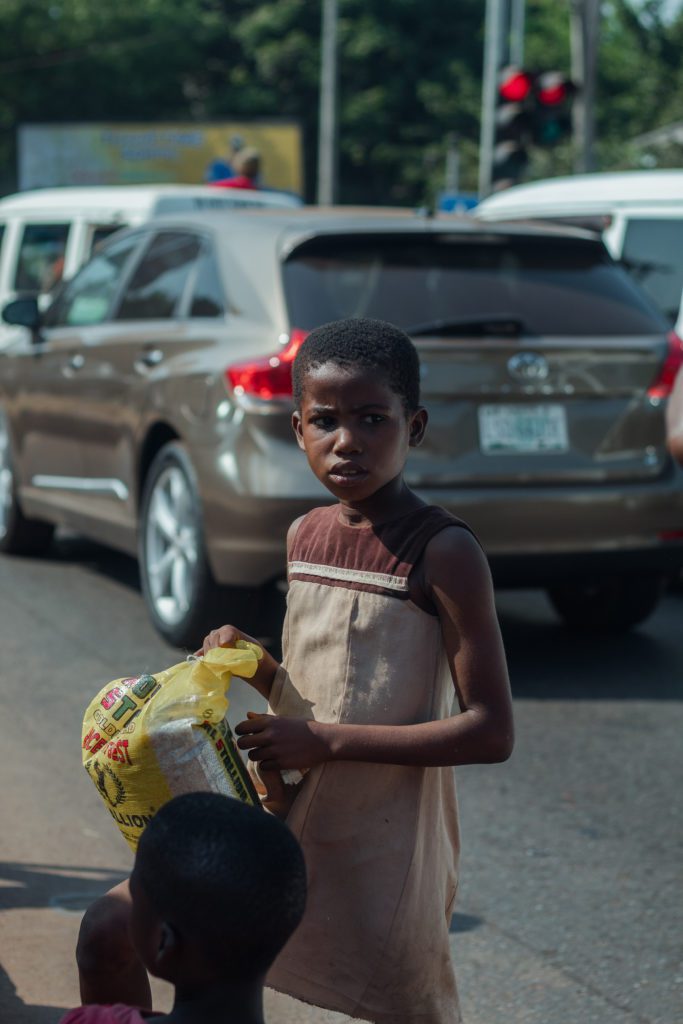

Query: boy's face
left=293, top=361, right=426, bottom=505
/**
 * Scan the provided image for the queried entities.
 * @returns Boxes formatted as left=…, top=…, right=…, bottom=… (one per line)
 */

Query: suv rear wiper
left=407, top=315, right=529, bottom=337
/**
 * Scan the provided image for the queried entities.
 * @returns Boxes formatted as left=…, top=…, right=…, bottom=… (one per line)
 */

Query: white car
left=475, top=170, right=683, bottom=335
left=0, top=184, right=302, bottom=349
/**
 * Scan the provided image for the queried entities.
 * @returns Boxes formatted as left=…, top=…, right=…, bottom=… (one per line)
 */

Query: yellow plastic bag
left=82, top=643, right=261, bottom=850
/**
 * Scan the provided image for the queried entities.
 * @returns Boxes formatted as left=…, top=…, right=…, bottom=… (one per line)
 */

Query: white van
left=474, top=171, right=683, bottom=335
left=0, top=184, right=302, bottom=348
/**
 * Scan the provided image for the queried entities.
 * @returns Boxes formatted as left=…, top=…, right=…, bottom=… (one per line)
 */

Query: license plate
left=478, top=404, right=569, bottom=454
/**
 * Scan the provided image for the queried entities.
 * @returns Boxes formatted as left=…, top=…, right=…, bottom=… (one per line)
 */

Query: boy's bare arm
left=237, top=529, right=515, bottom=770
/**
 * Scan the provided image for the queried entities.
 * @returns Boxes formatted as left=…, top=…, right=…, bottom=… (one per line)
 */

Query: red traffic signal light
left=498, top=66, right=534, bottom=103
left=532, top=71, right=575, bottom=145
left=493, top=67, right=534, bottom=188
left=535, top=71, right=574, bottom=107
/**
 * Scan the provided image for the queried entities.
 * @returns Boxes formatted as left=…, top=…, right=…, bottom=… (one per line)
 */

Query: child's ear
left=151, top=921, right=181, bottom=980
left=292, top=409, right=306, bottom=451
left=408, top=407, right=428, bottom=448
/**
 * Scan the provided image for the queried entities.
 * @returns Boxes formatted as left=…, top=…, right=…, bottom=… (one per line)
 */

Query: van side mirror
left=2, top=296, right=41, bottom=331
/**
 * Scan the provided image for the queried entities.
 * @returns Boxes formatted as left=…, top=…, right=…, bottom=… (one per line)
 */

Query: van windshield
left=621, top=218, right=683, bottom=325
left=283, top=233, right=667, bottom=336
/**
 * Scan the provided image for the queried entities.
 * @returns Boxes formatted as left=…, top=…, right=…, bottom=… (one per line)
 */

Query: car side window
left=89, top=224, right=128, bottom=256
left=189, top=247, right=225, bottom=318
left=14, top=223, right=70, bottom=294
left=115, top=232, right=201, bottom=320
left=45, top=233, right=142, bottom=328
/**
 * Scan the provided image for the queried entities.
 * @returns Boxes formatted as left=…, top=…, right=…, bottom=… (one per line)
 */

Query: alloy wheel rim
left=144, top=465, right=199, bottom=626
left=0, top=413, right=13, bottom=540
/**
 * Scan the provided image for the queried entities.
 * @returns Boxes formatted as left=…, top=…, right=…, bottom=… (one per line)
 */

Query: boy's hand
left=236, top=712, right=333, bottom=771
left=195, top=625, right=280, bottom=701
left=258, top=766, right=301, bottom=820
left=195, top=624, right=258, bottom=656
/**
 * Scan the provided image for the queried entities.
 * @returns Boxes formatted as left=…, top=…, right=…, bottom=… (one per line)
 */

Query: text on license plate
left=478, top=404, right=569, bottom=454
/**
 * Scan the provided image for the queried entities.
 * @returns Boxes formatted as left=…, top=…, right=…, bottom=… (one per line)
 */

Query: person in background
left=212, top=147, right=261, bottom=190
left=69, top=793, right=306, bottom=1024
left=203, top=133, right=245, bottom=183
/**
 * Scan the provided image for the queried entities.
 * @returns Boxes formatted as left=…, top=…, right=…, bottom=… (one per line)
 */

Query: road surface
left=0, top=535, right=681, bottom=1024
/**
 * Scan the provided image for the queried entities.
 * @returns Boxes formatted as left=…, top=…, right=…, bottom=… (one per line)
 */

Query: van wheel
left=139, top=442, right=258, bottom=649
left=0, top=408, right=54, bottom=555
left=547, top=575, right=665, bottom=632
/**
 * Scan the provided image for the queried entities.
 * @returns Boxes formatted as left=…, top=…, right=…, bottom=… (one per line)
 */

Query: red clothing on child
left=212, top=176, right=258, bottom=189
left=60, top=1005, right=162, bottom=1024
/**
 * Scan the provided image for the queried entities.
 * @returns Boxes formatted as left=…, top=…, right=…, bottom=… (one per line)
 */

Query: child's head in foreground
left=291, top=318, right=427, bottom=501
left=129, top=793, right=306, bottom=987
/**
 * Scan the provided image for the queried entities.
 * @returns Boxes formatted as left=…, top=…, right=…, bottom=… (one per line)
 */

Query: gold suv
left=1, top=208, right=682, bottom=646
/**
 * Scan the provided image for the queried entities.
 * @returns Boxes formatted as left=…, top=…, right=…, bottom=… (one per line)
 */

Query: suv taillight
left=647, top=331, right=683, bottom=400
left=226, top=329, right=309, bottom=401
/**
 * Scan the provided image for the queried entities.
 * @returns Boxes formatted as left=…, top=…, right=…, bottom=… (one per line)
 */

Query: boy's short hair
left=135, top=793, right=306, bottom=978
left=292, top=318, right=421, bottom=413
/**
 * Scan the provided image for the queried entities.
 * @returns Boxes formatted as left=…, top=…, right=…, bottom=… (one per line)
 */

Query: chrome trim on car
left=31, top=475, right=129, bottom=500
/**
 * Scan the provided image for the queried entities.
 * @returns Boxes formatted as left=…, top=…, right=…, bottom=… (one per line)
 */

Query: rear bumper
left=426, top=475, right=683, bottom=586
left=197, top=438, right=683, bottom=586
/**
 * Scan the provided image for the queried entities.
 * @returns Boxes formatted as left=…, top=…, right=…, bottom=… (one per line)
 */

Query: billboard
left=18, top=121, right=303, bottom=194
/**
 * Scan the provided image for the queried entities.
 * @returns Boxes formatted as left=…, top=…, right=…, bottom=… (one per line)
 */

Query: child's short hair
left=292, top=318, right=421, bottom=413
left=135, top=793, right=306, bottom=978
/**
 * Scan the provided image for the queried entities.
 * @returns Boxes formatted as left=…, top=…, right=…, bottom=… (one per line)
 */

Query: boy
left=66, top=792, right=306, bottom=1024
left=205, top=318, right=514, bottom=1022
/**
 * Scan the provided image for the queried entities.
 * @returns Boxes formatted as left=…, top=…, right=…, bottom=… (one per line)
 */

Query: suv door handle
left=135, top=348, right=164, bottom=369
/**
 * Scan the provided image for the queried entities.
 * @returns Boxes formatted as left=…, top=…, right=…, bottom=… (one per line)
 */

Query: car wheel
left=139, top=442, right=258, bottom=649
left=547, top=575, right=665, bottom=632
left=0, top=408, right=54, bottom=555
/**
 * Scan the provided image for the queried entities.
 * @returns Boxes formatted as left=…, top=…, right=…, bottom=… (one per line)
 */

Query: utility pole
left=479, top=0, right=507, bottom=197
left=509, top=0, right=526, bottom=67
left=317, top=0, right=339, bottom=205
left=570, top=0, right=600, bottom=172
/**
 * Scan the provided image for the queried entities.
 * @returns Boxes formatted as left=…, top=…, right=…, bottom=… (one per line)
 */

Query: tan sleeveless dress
left=266, top=504, right=465, bottom=1024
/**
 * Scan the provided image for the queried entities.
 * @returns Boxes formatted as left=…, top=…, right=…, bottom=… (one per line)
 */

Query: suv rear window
left=283, top=233, right=666, bottom=336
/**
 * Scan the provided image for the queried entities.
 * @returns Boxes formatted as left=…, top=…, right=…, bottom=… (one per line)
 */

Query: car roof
left=128, top=206, right=602, bottom=255
left=0, top=184, right=301, bottom=215
left=476, top=170, right=683, bottom=219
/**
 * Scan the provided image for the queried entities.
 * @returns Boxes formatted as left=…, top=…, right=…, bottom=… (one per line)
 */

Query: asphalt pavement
left=0, top=534, right=681, bottom=1024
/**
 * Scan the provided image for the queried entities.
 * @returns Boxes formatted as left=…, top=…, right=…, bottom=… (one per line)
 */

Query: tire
left=547, top=575, right=665, bottom=632
left=0, top=408, right=54, bottom=556
left=139, top=441, right=259, bottom=649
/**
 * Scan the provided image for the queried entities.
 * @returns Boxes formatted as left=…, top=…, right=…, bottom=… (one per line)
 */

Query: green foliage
left=0, top=0, right=681, bottom=202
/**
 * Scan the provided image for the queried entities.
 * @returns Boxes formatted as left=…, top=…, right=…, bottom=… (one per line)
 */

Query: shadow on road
left=0, top=963, right=65, bottom=1024
left=52, top=535, right=141, bottom=592
left=498, top=596, right=683, bottom=701
left=0, top=862, right=127, bottom=914
left=0, top=863, right=129, bottom=1024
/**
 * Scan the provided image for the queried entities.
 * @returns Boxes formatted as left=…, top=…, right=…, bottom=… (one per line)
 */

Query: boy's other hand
left=236, top=712, right=333, bottom=772
left=195, top=625, right=281, bottom=702
left=195, top=623, right=258, bottom=656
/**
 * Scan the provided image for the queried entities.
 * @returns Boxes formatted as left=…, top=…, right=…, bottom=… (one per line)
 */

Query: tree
left=0, top=0, right=682, bottom=202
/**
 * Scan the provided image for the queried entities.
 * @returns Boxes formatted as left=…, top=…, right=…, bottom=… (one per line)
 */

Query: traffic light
left=492, top=66, right=534, bottom=190
left=532, top=72, right=575, bottom=146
